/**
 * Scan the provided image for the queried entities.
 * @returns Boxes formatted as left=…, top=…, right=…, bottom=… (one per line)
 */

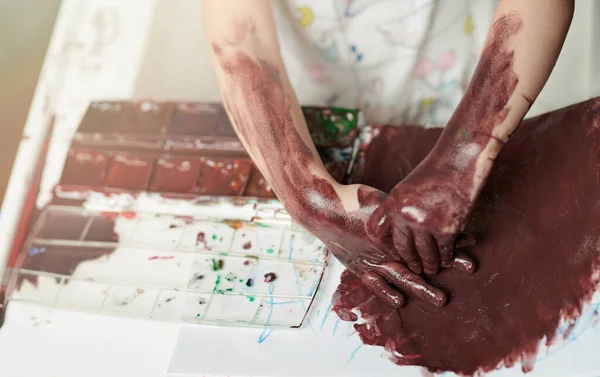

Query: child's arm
left=202, top=0, right=474, bottom=308
left=369, top=0, right=574, bottom=275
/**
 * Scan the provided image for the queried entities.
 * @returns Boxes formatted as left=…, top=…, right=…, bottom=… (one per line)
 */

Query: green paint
left=226, top=288, right=233, bottom=292
left=248, top=296, right=255, bottom=302
left=211, top=258, right=219, bottom=271
left=253, top=222, right=271, bottom=228
left=266, top=247, right=274, bottom=254
left=196, top=313, right=200, bottom=318
left=212, top=274, right=221, bottom=293
left=461, top=130, right=469, bottom=141
left=211, top=234, right=217, bottom=240
left=303, top=107, right=359, bottom=147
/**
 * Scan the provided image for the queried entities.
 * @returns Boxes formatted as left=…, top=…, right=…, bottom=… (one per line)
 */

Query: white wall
left=135, top=0, right=219, bottom=101
left=135, top=0, right=600, bottom=117
left=529, top=0, right=597, bottom=117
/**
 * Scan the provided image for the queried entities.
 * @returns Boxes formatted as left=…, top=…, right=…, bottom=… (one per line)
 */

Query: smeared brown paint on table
left=334, top=98, right=600, bottom=375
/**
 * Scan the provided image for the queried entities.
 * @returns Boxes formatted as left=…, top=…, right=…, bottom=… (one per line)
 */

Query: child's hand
left=367, top=169, right=474, bottom=275
left=294, top=183, right=475, bottom=308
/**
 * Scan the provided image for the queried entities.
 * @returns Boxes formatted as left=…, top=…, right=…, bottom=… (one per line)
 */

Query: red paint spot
left=148, top=256, right=175, bottom=261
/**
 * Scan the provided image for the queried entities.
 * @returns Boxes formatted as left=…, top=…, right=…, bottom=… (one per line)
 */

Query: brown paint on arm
left=209, top=21, right=473, bottom=308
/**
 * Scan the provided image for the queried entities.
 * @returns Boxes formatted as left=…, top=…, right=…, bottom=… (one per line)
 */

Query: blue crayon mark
left=28, top=247, right=46, bottom=256
left=347, top=344, right=363, bottom=364
left=306, top=278, right=319, bottom=297
left=258, top=283, right=276, bottom=343
left=257, top=281, right=313, bottom=343
left=320, top=301, right=334, bottom=330
left=292, top=262, right=323, bottom=329
left=535, top=302, right=600, bottom=363
left=332, top=317, right=341, bottom=336
left=287, top=235, right=294, bottom=260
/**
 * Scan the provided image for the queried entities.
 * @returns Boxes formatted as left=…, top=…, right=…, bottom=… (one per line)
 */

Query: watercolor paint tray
left=1, top=100, right=363, bottom=329
left=6, top=201, right=328, bottom=328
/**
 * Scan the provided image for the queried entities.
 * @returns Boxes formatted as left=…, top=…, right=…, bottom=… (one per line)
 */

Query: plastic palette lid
left=6, top=200, right=328, bottom=329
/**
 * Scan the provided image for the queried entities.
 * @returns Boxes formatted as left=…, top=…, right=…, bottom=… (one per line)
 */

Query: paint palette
left=7, top=202, right=328, bottom=328
left=2, top=100, right=366, bottom=329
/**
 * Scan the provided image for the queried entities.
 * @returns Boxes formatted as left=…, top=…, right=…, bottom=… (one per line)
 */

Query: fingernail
left=428, top=290, right=447, bottom=308
left=452, top=254, right=477, bottom=274
left=389, top=294, right=405, bottom=308
left=437, top=294, right=448, bottom=307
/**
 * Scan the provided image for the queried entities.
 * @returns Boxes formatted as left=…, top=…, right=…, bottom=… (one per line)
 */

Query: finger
left=367, top=203, right=391, bottom=240
left=414, top=230, right=440, bottom=275
left=377, top=262, right=447, bottom=307
left=450, top=251, right=477, bottom=274
left=391, top=216, right=422, bottom=274
left=454, top=233, right=476, bottom=249
left=361, top=271, right=405, bottom=308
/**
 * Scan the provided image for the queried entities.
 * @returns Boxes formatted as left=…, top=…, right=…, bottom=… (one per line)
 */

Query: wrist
left=408, top=144, right=485, bottom=204
left=278, top=168, right=343, bottom=220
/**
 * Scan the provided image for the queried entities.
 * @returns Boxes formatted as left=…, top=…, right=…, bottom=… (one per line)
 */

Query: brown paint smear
left=211, top=33, right=474, bottom=308
left=368, top=14, right=524, bottom=275
left=334, top=98, right=600, bottom=375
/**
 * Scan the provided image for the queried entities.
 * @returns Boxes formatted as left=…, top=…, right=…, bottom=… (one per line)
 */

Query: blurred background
left=0, top=0, right=61, bottom=201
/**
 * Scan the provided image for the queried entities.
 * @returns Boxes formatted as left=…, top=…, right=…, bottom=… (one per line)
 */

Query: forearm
left=417, top=0, right=573, bottom=200
left=202, top=0, right=338, bottom=210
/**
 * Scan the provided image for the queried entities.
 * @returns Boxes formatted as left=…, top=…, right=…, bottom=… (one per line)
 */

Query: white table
left=1, top=1, right=600, bottom=376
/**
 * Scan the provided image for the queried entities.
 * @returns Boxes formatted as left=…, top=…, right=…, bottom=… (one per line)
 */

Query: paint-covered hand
left=367, top=168, right=476, bottom=275
left=293, top=183, right=474, bottom=308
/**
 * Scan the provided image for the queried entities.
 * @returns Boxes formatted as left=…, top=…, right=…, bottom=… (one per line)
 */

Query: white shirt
left=273, top=0, right=497, bottom=125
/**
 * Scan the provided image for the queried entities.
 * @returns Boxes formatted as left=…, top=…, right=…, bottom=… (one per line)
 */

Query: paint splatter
left=264, top=273, right=278, bottom=283
left=246, top=278, right=253, bottom=287
left=28, top=247, right=47, bottom=257
left=248, top=296, right=255, bottom=302
left=157, top=296, right=176, bottom=308
left=197, top=297, right=207, bottom=305
left=225, top=272, right=237, bottom=282
left=116, top=288, right=144, bottom=306
left=243, top=241, right=252, bottom=249
left=244, top=260, right=251, bottom=266
left=196, top=232, right=207, bottom=249
left=266, top=247, right=275, bottom=254
left=211, top=258, right=224, bottom=271
left=148, top=256, right=174, bottom=261
left=461, top=129, right=469, bottom=141
left=213, top=275, right=221, bottom=292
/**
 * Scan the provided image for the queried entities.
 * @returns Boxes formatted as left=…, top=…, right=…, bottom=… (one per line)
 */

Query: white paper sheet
left=167, top=257, right=600, bottom=377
